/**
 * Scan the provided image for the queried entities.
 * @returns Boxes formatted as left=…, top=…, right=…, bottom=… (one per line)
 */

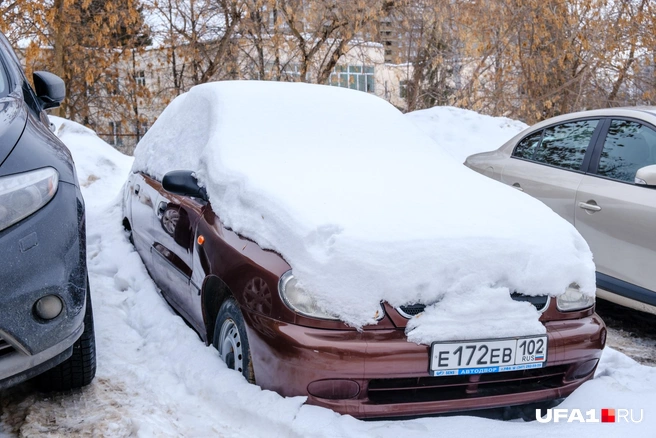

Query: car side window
left=597, top=120, right=656, bottom=183
left=512, top=131, right=542, bottom=159
left=0, top=37, right=42, bottom=116
left=532, top=120, right=599, bottom=170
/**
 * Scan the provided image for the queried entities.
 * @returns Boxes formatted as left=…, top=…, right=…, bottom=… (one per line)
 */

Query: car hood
left=0, top=95, right=28, bottom=166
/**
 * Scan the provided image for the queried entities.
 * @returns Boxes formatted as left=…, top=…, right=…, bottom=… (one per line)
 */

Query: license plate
left=430, top=335, right=547, bottom=376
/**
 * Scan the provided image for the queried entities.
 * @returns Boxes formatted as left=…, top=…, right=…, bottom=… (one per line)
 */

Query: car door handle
left=512, top=183, right=524, bottom=192
left=578, top=201, right=601, bottom=212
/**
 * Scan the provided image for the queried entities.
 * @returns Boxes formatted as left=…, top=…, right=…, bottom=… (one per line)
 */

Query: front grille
left=0, top=338, right=16, bottom=358
left=511, top=293, right=550, bottom=311
left=397, top=293, right=549, bottom=318
left=398, top=303, right=426, bottom=317
left=367, top=365, right=569, bottom=404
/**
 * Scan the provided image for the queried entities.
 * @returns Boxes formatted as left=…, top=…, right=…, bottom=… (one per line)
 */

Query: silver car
left=465, top=108, right=656, bottom=315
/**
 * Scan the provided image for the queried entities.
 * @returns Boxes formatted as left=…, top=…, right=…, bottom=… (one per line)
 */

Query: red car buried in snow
left=122, top=81, right=605, bottom=419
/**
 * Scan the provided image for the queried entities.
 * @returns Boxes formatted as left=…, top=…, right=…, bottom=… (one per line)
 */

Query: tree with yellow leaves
left=23, top=0, right=151, bottom=125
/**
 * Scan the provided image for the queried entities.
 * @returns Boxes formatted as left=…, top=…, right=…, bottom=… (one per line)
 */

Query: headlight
left=278, top=271, right=386, bottom=322
left=278, top=271, right=340, bottom=320
left=557, top=283, right=595, bottom=312
left=0, top=167, right=59, bottom=232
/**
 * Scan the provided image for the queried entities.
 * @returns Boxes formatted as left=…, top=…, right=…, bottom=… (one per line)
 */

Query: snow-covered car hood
left=132, top=81, right=596, bottom=343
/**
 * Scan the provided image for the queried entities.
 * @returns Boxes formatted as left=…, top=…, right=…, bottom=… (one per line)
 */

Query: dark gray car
left=0, top=32, right=95, bottom=391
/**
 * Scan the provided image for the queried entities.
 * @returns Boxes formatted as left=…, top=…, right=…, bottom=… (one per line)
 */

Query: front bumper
left=0, top=181, right=87, bottom=388
left=247, top=312, right=606, bottom=419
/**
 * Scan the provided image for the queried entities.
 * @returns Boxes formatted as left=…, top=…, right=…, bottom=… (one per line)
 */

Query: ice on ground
left=1, top=116, right=653, bottom=438
left=406, top=106, right=528, bottom=162
left=132, top=81, right=594, bottom=342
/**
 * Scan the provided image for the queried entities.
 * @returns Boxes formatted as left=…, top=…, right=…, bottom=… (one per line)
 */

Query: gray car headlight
left=278, top=271, right=340, bottom=320
left=0, top=167, right=59, bottom=232
left=557, top=283, right=595, bottom=312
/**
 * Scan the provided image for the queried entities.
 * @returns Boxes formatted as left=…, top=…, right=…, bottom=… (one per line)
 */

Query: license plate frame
left=429, top=335, right=548, bottom=377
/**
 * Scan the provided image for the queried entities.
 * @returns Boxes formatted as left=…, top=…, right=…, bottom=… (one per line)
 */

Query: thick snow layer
left=1, top=117, right=654, bottom=437
left=406, top=106, right=528, bottom=162
left=132, top=81, right=594, bottom=341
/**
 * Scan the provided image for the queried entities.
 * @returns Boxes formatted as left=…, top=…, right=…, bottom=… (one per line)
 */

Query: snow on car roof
left=132, top=81, right=595, bottom=343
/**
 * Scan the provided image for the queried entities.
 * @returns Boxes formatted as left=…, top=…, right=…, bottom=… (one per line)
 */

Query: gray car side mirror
left=635, top=165, right=656, bottom=187
left=33, top=71, right=65, bottom=109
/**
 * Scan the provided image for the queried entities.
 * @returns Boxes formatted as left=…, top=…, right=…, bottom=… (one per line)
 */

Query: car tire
left=36, top=280, right=97, bottom=391
left=213, top=298, right=255, bottom=383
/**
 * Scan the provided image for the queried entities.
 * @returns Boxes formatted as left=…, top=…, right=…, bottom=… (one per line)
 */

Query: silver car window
left=512, top=131, right=543, bottom=159
left=532, top=120, right=598, bottom=170
left=597, top=120, right=656, bottom=183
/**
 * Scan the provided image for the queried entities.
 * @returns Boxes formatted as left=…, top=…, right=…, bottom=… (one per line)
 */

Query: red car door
left=150, top=181, right=206, bottom=333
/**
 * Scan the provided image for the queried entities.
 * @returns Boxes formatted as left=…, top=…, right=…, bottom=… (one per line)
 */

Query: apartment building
left=94, top=40, right=412, bottom=152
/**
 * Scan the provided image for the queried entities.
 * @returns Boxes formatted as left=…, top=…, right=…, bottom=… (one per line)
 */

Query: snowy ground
left=0, top=112, right=655, bottom=437
left=595, top=300, right=656, bottom=367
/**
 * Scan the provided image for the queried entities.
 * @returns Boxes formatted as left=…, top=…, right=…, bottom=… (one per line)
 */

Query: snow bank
left=407, top=106, right=528, bottom=162
left=132, top=81, right=594, bottom=341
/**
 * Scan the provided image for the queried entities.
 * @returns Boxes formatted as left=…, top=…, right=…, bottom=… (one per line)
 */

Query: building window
left=268, top=11, right=275, bottom=29
left=328, top=65, right=375, bottom=93
left=400, top=80, right=408, bottom=98
left=134, top=70, right=146, bottom=86
left=283, top=63, right=303, bottom=80
left=109, top=76, right=120, bottom=95
left=109, top=121, right=122, bottom=146
left=263, top=62, right=305, bottom=80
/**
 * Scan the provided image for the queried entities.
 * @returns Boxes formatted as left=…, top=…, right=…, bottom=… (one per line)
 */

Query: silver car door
left=501, top=119, right=601, bottom=224
left=575, top=119, right=656, bottom=311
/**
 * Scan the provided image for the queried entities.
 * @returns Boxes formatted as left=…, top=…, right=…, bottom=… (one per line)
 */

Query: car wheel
left=213, top=298, right=255, bottom=383
left=36, top=279, right=97, bottom=391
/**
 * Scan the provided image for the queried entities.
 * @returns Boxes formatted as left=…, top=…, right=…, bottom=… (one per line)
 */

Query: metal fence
left=96, top=133, right=140, bottom=156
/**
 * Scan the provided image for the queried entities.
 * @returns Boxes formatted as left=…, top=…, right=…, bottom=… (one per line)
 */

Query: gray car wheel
left=213, top=298, right=255, bottom=383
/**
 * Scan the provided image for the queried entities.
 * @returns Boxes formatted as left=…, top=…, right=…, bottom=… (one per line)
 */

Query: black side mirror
left=162, top=170, right=208, bottom=201
left=32, top=71, right=65, bottom=109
